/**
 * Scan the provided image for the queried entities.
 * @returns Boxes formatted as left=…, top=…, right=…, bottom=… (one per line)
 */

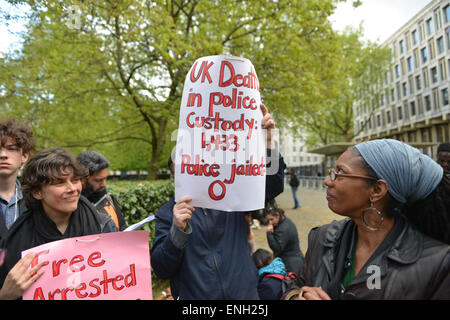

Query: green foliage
left=107, top=178, right=174, bottom=296
left=108, top=179, right=174, bottom=246
left=1, top=0, right=350, bottom=178
left=300, top=27, right=392, bottom=148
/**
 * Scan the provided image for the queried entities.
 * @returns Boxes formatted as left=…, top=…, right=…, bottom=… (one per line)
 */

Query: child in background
left=252, top=248, right=287, bottom=300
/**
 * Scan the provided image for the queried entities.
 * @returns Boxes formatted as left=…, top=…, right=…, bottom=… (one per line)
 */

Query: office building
left=353, top=0, right=450, bottom=158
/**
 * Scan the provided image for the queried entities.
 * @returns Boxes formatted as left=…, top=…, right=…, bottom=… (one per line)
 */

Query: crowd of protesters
left=0, top=114, right=448, bottom=300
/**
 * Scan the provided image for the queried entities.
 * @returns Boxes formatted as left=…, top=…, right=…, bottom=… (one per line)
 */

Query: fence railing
left=287, top=176, right=326, bottom=190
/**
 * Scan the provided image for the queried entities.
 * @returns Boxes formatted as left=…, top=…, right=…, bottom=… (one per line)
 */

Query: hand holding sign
left=173, top=196, right=195, bottom=231
left=0, top=253, right=46, bottom=300
left=260, top=103, right=276, bottom=149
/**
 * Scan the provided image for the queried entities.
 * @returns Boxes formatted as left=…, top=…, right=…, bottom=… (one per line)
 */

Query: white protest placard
left=174, top=55, right=266, bottom=211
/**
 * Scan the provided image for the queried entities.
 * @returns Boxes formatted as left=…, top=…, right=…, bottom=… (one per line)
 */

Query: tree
left=1, top=0, right=354, bottom=178
left=298, top=27, right=392, bottom=148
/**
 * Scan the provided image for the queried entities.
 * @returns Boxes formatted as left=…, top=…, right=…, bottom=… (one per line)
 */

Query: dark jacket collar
left=320, top=215, right=423, bottom=265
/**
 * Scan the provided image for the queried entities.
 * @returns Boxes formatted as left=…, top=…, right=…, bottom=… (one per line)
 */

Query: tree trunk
left=147, top=118, right=168, bottom=180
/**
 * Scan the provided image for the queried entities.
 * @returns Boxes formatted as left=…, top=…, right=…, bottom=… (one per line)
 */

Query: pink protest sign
left=21, top=231, right=152, bottom=300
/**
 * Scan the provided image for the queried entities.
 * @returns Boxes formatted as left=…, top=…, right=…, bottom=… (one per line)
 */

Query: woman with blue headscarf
left=283, top=139, right=449, bottom=300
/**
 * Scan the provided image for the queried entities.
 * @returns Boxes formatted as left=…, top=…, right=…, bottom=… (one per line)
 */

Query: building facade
left=353, top=0, right=450, bottom=158
left=278, top=128, right=325, bottom=176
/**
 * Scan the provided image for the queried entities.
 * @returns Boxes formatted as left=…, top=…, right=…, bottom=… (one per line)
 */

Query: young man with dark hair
left=76, top=151, right=127, bottom=230
left=437, top=142, right=450, bottom=177
left=0, top=118, right=34, bottom=241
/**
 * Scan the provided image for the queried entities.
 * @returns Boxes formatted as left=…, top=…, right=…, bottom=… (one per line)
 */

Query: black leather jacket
left=293, top=215, right=449, bottom=299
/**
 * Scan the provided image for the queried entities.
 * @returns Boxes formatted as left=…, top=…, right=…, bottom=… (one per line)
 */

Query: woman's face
left=33, top=167, right=82, bottom=217
left=324, top=149, right=373, bottom=218
left=266, top=214, right=280, bottom=227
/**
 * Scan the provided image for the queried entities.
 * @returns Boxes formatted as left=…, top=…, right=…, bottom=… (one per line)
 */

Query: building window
left=415, top=75, right=422, bottom=90
left=435, top=8, right=443, bottom=30
left=391, top=88, right=395, bottom=102
left=399, top=40, right=405, bottom=54
left=421, top=47, right=427, bottom=63
left=425, top=95, right=432, bottom=111
left=447, top=27, right=450, bottom=50
left=402, top=82, right=408, bottom=97
left=397, top=106, right=403, bottom=120
left=395, top=64, right=400, bottom=78
left=380, top=94, right=385, bottom=106
left=443, top=88, right=449, bottom=106
left=410, top=101, right=416, bottom=116
left=437, top=36, right=444, bottom=54
left=377, top=114, right=381, bottom=127
left=445, top=5, right=450, bottom=23
left=386, top=110, right=391, bottom=123
left=431, top=67, right=438, bottom=83
left=426, top=18, right=434, bottom=35
left=412, top=30, right=418, bottom=45
left=407, top=56, right=413, bottom=71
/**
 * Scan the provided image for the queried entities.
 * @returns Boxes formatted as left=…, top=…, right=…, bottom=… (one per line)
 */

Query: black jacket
left=289, top=174, right=299, bottom=188
left=294, top=215, right=450, bottom=299
left=83, top=189, right=127, bottom=231
left=267, top=217, right=305, bottom=273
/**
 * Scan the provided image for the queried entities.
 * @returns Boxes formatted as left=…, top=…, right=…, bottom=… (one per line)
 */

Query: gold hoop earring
left=361, top=202, right=383, bottom=231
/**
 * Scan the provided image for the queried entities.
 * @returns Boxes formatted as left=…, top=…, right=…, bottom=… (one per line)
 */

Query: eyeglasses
left=328, top=169, right=378, bottom=182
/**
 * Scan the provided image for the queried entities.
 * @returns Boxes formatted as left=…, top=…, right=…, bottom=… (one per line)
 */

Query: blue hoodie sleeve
left=150, top=199, right=191, bottom=279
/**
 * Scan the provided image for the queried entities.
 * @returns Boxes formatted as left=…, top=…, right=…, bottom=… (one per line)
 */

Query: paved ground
left=252, top=183, right=344, bottom=255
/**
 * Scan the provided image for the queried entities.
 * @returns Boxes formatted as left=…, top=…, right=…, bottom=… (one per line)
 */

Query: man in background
left=437, top=142, right=450, bottom=177
left=76, top=151, right=127, bottom=230
left=288, top=168, right=300, bottom=209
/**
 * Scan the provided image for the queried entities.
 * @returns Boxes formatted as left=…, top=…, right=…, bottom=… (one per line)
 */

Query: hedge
left=107, top=179, right=174, bottom=296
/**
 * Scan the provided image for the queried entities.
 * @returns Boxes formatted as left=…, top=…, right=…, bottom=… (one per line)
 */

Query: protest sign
left=175, top=55, right=266, bottom=211
left=21, top=231, right=152, bottom=300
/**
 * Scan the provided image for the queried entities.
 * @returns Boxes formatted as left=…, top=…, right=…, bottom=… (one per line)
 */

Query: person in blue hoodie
left=252, top=248, right=287, bottom=300
left=151, top=104, right=286, bottom=300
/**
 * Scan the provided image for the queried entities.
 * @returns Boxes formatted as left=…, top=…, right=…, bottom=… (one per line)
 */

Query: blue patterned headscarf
left=258, top=257, right=287, bottom=277
left=355, top=139, right=443, bottom=204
